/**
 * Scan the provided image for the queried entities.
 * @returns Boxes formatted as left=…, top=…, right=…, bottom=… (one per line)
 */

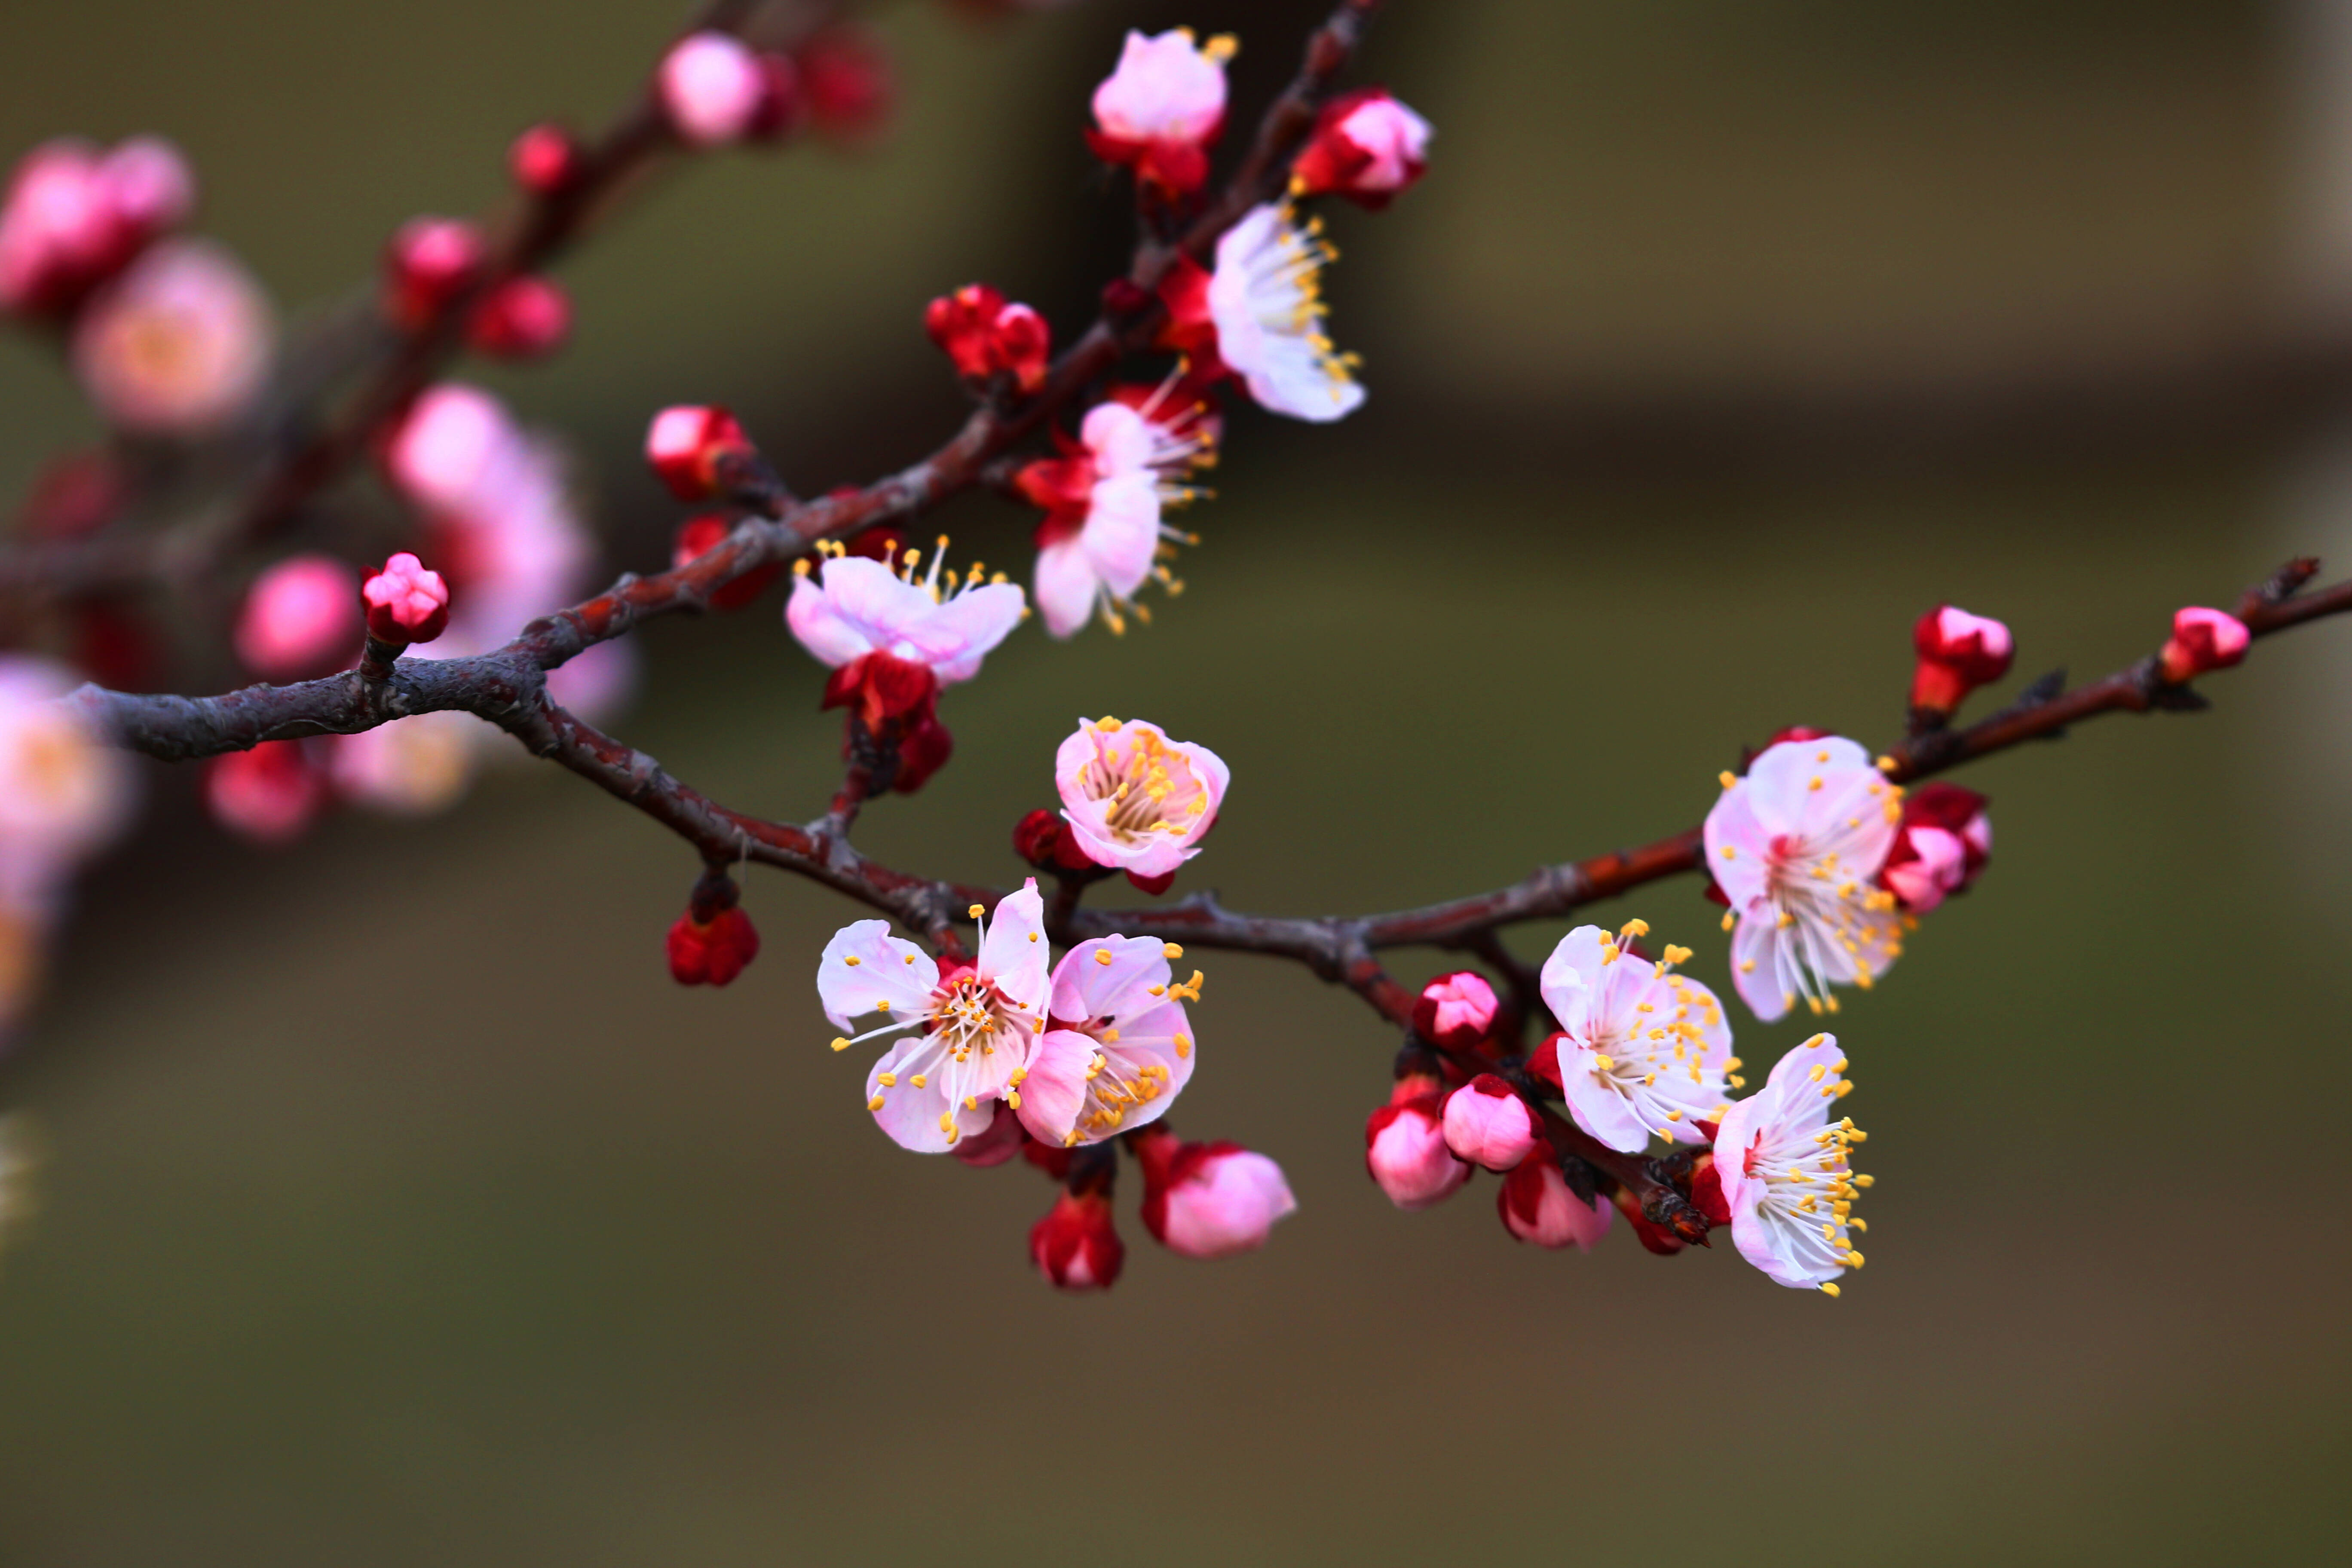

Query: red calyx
left=1611, top=1186, right=1688, bottom=1256
left=1126, top=869, right=1177, bottom=896
left=1524, top=1033, right=1566, bottom=1094
left=1153, top=255, right=1227, bottom=377
left=1085, top=116, right=1223, bottom=200
left=925, top=284, right=1050, bottom=391
left=1013, top=808, right=1101, bottom=875
left=1289, top=87, right=1425, bottom=210
left=1030, top=1188, right=1124, bottom=1291
left=466, top=274, right=571, bottom=359
left=1133, top=1129, right=1236, bottom=1246
left=668, top=903, right=760, bottom=987
left=823, top=649, right=937, bottom=731
left=673, top=514, right=782, bottom=610
left=1689, top=1153, right=1733, bottom=1227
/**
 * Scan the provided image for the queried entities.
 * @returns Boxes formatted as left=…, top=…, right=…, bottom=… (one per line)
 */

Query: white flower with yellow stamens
left=1710, top=1032, right=1870, bottom=1293
left=1540, top=920, right=1736, bottom=1154
left=1206, top=202, right=1365, bottom=422
left=1017, top=934, right=1199, bottom=1148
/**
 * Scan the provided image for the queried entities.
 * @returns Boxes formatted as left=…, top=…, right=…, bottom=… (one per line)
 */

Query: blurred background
left=3, top=0, right=2350, bottom=1561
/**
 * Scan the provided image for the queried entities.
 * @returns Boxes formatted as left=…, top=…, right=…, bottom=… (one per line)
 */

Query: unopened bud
left=1012, top=807, right=1098, bottom=874
left=672, top=514, right=781, bottom=610
left=1497, top=1144, right=1612, bottom=1251
left=1412, top=970, right=1498, bottom=1052
left=1879, top=782, right=1991, bottom=914
left=660, top=33, right=796, bottom=147
left=644, top=404, right=750, bottom=500
left=360, top=552, right=450, bottom=646
left=204, top=741, right=327, bottom=845
left=667, top=904, right=760, bottom=987
left=508, top=122, right=583, bottom=197
left=466, top=274, right=571, bottom=359
left=1291, top=87, right=1432, bottom=209
left=236, top=554, right=361, bottom=680
left=2158, top=605, right=2250, bottom=683
left=382, top=216, right=485, bottom=330
left=1136, top=1128, right=1297, bottom=1259
left=1441, top=1074, right=1537, bottom=1172
left=1029, top=1188, right=1123, bottom=1290
left=1364, top=1081, right=1469, bottom=1210
left=1910, top=604, right=2013, bottom=715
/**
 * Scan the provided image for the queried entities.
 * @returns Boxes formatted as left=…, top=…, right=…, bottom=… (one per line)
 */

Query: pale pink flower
left=1441, top=1074, right=1537, bottom=1172
left=787, top=548, right=1026, bottom=689
left=1138, top=1131, right=1296, bottom=1259
left=1023, top=396, right=1211, bottom=638
left=1015, top=933, right=1198, bottom=1148
left=1539, top=921, right=1735, bottom=1153
left=1207, top=203, right=1364, bottom=422
left=1704, top=736, right=1905, bottom=1023
left=1497, top=1146, right=1613, bottom=1252
left=1291, top=89, right=1432, bottom=206
left=1709, top=1032, right=1869, bottom=1294
left=1364, top=1075, right=1470, bottom=1210
left=1054, top=716, right=1228, bottom=879
left=236, top=555, right=361, bottom=680
left=818, top=882, right=1051, bottom=1154
left=1087, top=29, right=1232, bottom=196
left=660, top=32, right=769, bottom=146
left=328, top=710, right=479, bottom=815
left=72, top=239, right=273, bottom=435
left=204, top=741, right=326, bottom=844
left=0, top=655, right=132, bottom=871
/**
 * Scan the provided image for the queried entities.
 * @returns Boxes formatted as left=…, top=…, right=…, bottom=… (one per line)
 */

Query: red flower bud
left=2158, top=606, right=2250, bottom=683
left=1412, top=970, right=1498, bottom=1051
left=799, top=25, right=894, bottom=143
left=466, top=274, right=571, bottom=359
left=1013, top=807, right=1097, bottom=874
left=1910, top=605, right=2014, bottom=714
left=924, top=284, right=1050, bottom=390
left=667, top=904, right=760, bottom=986
left=1497, top=1142, right=1612, bottom=1250
left=508, top=122, right=583, bottom=197
left=672, top=514, right=781, bottom=610
left=644, top=404, right=751, bottom=501
left=1442, top=1074, right=1537, bottom=1172
left=382, top=216, right=485, bottom=330
left=205, top=740, right=327, bottom=845
left=361, top=552, right=450, bottom=646
left=1365, top=1081, right=1469, bottom=1211
left=1029, top=1188, right=1123, bottom=1291
left=1290, top=87, right=1431, bottom=210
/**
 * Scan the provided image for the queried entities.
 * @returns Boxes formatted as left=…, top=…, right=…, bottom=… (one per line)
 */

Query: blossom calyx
left=1135, top=1128, right=1297, bottom=1259
left=2158, top=606, right=2250, bottom=683
left=1013, top=807, right=1102, bottom=876
left=1412, top=970, right=1499, bottom=1052
left=1441, top=1074, right=1538, bottom=1172
left=645, top=404, right=753, bottom=501
left=924, top=284, right=1049, bottom=391
left=1030, top=1186, right=1124, bottom=1291
left=1290, top=88, right=1432, bottom=209
left=361, top=553, right=450, bottom=646
left=1365, top=1076, right=1469, bottom=1211
left=1910, top=605, right=2013, bottom=716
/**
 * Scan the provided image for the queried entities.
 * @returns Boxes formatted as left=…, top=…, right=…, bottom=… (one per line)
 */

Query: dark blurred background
left=4, top=0, right=2351, bottom=1562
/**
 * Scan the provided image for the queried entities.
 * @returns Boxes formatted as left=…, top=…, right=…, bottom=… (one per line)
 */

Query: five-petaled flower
left=1086, top=28, right=1233, bottom=198
left=1708, top=1032, right=1870, bottom=1294
left=1054, top=716, right=1228, bottom=882
left=1704, top=736, right=1905, bottom=1023
left=1018, top=393, right=1213, bottom=638
left=1290, top=87, right=1432, bottom=208
left=1539, top=920, right=1736, bottom=1153
left=1016, top=934, right=1200, bottom=1148
left=820, top=882, right=1051, bottom=1153
left=1159, top=203, right=1365, bottom=423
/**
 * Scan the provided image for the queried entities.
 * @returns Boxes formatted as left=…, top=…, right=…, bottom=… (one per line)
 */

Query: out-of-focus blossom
left=362, top=552, right=451, bottom=646
left=819, top=883, right=1050, bottom=1154
left=1364, top=1071, right=1470, bottom=1210
left=329, top=710, right=480, bottom=815
left=1054, top=716, right=1227, bottom=882
left=1910, top=604, right=2012, bottom=715
left=673, top=514, right=782, bottom=611
left=1496, top=1142, right=1613, bottom=1252
left=1711, top=1032, right=1869, bottom=1294
left=799, top=25, right=895, bottom=143
left=1879, top=783, right=1991, bottom=915
left=644, top=404, right=752, bottom=501
left=1136, top=1128, right=1296, bottom=1259
left=1704, top=736, right=1905, bottom=1023
left=0, top=655, right=133, bottom=870
left=1441, top=1074, right=1537, bottom=1172
left=1539, top=921, right=1734, bottom=1152
left=1087, top=28, right=1232, bottom=197
left=508, top=123, right=583, bottom=197
left=0, top=136, right=193, bottom=315
left=466, top=275, right=571, bottom=359
left=204, top=741, right=327, bottom=844
left=2159, top=606, right=2251, bottom=683
left=1019, top=395, right=1210, bottom=637
left=661, top=32, right=795, bottom=146
left=1031, top=1186, right=1123, bottom=1290
left=787, top=546, right=1026, bottom=721
left=1015, top=934, right=1197, bottom=1148
left=382, top=216, right=485, bottom=330
left=1412, top=970, right=1498, bottom=1051
left=1201, top=203, right=1363, bottom=422
left=235, top=555, right=360, bottom=680
left=669, top=905, right=760, bottom=986
left=1290, top=88, right=1431, bottom=208
left=924, top=284, right=1049, bottom=390
left=72, top=239, right=273, bottom=435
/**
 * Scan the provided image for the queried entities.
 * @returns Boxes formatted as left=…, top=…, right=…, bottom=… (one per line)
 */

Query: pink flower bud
left=667, top=904, right=759, bottom=986
left=96, top=137, right=194, bottom=248
left=204, top=741, right=326, bottom=845
left=1291, top=87, right=1431, bottom=209
left=72, top=239, right=273, bottom=435
left=2159, top=606, right=2250, bottom=683
left=0, top=137, right=191, bottom=316
left=1364, top=1078, right=1469, bottom=1210
left=645, top=404, right=750, bottom=500
left=508, top=122, right=583, bottom=197
left=1441, top=1074, right=1537, bottom=1172
left=1030, top=1188, right=1123, bottom=1290
left=383, top=217, right=486, bottom=330
left=384, top=383, right=520, bottom=514
left=1910, top=604, right=2013, bottom=714
left=361, top=552, right=450, bottom=646
left=1087, top=28, right=1231, bottom=198
left=1137, top=1130, right=1297, bottom=1259
left=235, top=554, right=361, bottom=680
left=1496, top=1144, right=1612, bottom=1251
left=660, top=32, right=771, bottom=147
left=466, top=274, right=571, bottom=358
left=799, top=25, right=894, bottom=143
left=1412, top=970, right=1498, bottom=1051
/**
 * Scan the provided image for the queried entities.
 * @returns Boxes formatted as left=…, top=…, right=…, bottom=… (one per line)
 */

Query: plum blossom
left=1879, top=783, right=1991, bottom=915
left=236, top=555, right=360, bottom=680
left=328, top=710, right=479, bottom=815
left=0, top=656, right=132, bottom=874
left=1087, top=29, right=1233, bottom=197
left=1054, top=716, right=1228, bottom=880
left=787, top=544, right=1027, bottom=699
left=1018, top=392, right=1213, bottom=637
left=1539, top=920, right=1736, bottom=1153
left=1204, top=203, right=1364, bottom=422
left=1441, top=1075, right=1536, bottom=1171
left=1291, top=88, right=1432, bottom=208
left=1910, top=604, right=2012, bottom=714
left=1364, top=1073, right=1470, bottom=1210
left=72, top=239, right=273, bottom=435
left=362, top=552, right=450, bottom=645
left=1496, top=1143, right=1613, bottom=1252
left=1135, top=1128, right=1296, bottom=1259
left=0, top=136, right=193, bottom=315
left=1709, top=1032, right=1870, bottom=1294
left=1704, top=735, right=1906, bottom=1023
left=1015, top=934, right=1200, bottom=1148
left=819, top=882, right=1051, bottom=1153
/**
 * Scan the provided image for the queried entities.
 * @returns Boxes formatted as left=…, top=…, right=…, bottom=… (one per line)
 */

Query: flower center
left=928, top=972, right=1019, bottom=1064
left=1080, top=724, right=1207, bottom=844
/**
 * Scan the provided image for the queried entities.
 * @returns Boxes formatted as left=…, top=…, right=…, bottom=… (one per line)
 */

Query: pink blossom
left=1087, top=29, right=1232, bottom=196
left=1441, top=1074, right=1537, bottom=1172
left=1412, top=970, right=1498, bottom=1051
left=204, top=741, right=326, bottom=844
left=660, top=32, right=770, bottom=147
left=328, top=711, right=479, bottom=815
left=72, top=239, right=273, bottom=435
left=1015, top=934, right=1198, bottom=1148
left=1539, top=921, right=1735, bottom=1153
left=1137, top=1130, right=1297, bottom=1259
left=1206, top=204, right=1364, bottom=421
left=362, top=552, right=450, bottom=645
left=1019, top=394, right=1211, bottom=637
left=786, top=547, right=1026, bottom=690
left=818, top=882, right=1051, bottom=1154
left=1291, top=88, right=1432, bottom=208
left=2159, top=606, right=2251, bottom=683
left=381, top=216, right=484, bottom=328
left=235, top=555, right=360, bottom=680
left=1710, top=1032, right=1869, bottom=1294
left=1704, top=736, right=1905, bottom=1023
left=466, top=274, right=571, bottom=358
left=1496, top=1145, right=1613, bottom=1252
left=1910, top=604, right=2013, bottom=713
left=1054, top=716, right=1228, bottom=879
left=0, top=656, right=132, bottom=874
left=1030, top=1188, right=1123, bottom=1291
left=1364, top=1074, right=1470, bottom=1210
left=0, top=136, right=192, bottom=315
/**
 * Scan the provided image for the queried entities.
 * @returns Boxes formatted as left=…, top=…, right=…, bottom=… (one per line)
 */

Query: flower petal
left=818, top=919, right=937, bottom=1030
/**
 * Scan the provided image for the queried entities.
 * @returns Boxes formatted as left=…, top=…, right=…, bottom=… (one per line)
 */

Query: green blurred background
left=4, top=0, right=2350, bottom=1562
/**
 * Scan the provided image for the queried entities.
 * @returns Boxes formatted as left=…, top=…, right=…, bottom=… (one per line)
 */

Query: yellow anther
left=844, top=955, right=861, bottom=967
left=1808, top=777, right=1824, bottom=792
left=1097, top=716, right=1121, bottom=732
left=1174, top=1034, right=1191, bottom=1058
left=1720, top=845, right=1737, bottom=860
left=963, top=1096, right=978, bottom=1111
left=868, top=1096, right=885, bottom=1111
left=1594, top=1054, right=1614, bottom=1070
left=910, top=1074, right=927, bottom=1088
left=1662, top=944, right=1692, bottom=966
left=1618, top=919, right=1650, bottom=940
left=1875, top=755, right=1899, bottom=773
left=878, top=1073, right=897, bottom=1087
left=793, top=558, right=812, bottom=577
left=1721, top=910, right=1736, bottom=933
left=1007, top=1091, right=1022, bottom=1109
left=1853, top=1173, right=1874, bottom=1187
left=1819, top=1282, right=1842, bottom=1298
left=1718, top=770, right=1738, bottom=789
left=938, top=1112, right=955, bottom=1133
left=875, top=999, right=891, bottom=1012
left=968, top=903, right=985, bottom=919
left=1809, top=1064, right=1826, bottom=1082
left=1095, top=949, right=1115, bottom=965
left=830, top=1037, right=851, bottom=1052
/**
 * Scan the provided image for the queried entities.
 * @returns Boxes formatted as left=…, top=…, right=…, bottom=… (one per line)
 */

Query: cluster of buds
left=0, top=136, right=193, bottom=317
left=381, top=216, right=570, bottom=358
left=925, top=284, right=1048, bottom=392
